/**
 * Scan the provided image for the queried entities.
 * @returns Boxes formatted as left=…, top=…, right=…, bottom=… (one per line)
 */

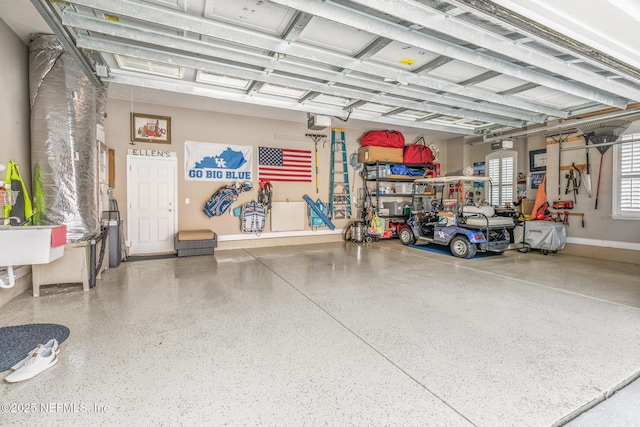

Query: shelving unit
left=360, top=162, right=433, bottom=239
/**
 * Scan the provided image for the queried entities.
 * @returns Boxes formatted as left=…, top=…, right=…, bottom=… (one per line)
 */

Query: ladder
left=329, top=128, right=352, bottom=219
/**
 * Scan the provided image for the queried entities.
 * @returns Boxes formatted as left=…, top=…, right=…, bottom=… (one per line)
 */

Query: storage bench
left=174, top=230, right=217, bottom=257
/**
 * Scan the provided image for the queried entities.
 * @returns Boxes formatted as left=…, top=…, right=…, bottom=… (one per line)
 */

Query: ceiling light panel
left=203, top=0, right=296, bottom=35
left=199, top=35, right=272, bottom=58
left=357, top=103, right=395, bottom=114
left=295, top=16, right=376, bottom=55
left=115, top=54, right=183, bottom=78
left=394, top=110, right=432, bottom=120
left=140, top=0, right=186, bottom=12
left=473, top=74, right=529, bottom=93
left=258, top=83, right=308, bottom=99
left=427, top=60, right=490, bottom=84
left=309, top=94, right=354, bottom=107
left=196, top=70, right=250, bottom=90
left=513, top=88, right=586, bottom=110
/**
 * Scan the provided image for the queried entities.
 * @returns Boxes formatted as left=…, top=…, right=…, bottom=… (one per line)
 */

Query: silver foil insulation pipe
left=29, top=34, right=107, bottom=242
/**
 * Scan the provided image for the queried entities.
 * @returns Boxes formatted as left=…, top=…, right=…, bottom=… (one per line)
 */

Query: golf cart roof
left=413, top=176, right=493, bottom=184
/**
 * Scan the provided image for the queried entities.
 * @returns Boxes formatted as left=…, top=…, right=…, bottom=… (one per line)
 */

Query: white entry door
left=127, top=155, right=177, bottom=255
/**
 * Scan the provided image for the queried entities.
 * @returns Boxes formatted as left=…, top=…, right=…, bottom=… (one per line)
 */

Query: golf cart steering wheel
left=431, top=199, right=444, bottom=211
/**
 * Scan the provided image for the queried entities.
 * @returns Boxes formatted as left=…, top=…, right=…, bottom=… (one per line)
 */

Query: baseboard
left=566, top=237, right=640, bottom=252
left=217, top=231, right=344, bottom=250
left=217, top=228, right=343, bottom=242
left=563, top=239, right=640, bottom=265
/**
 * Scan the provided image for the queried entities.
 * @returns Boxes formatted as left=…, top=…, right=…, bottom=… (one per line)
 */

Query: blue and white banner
left=185, top=141, right=252, bottom=182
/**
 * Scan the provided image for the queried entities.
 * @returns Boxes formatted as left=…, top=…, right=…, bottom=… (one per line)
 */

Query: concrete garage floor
left=1, top=241, right=639, bottom=426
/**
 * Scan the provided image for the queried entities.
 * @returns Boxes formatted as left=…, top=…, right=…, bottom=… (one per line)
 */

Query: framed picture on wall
left=529, top=148, right=547, bottom=172
left=131, top=113, right=171, bottom=144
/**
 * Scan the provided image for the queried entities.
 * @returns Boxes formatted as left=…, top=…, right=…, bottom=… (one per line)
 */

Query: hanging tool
left=552, top=200, right=573, bottom=209
left=544, top=127, right=575, bottom=202
left=583, top=134, right=593, bottom=198
left=564, top=163, right=581, bottom=204
left=549, top=211, right=585, bottom=227
left=577, top=120, right=631, bottom=209
left=306, top=133, right=327, bottom=194
left=329, top=128, right=352, bottom=219
left=348, top=151, right=362, bottom=192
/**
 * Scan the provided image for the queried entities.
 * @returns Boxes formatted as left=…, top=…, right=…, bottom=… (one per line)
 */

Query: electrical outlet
left=185, top=198, right=190, bottom=204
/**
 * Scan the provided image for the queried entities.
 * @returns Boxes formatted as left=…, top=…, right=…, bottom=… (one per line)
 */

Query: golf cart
left=399, top=176, right=517, bottom=258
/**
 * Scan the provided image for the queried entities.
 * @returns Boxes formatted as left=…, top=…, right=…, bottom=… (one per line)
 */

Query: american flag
left=258, top=147, right=313, bottom=182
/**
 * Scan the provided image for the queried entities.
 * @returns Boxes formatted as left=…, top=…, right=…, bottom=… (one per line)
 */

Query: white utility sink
left=0, top=225, right=66, bottom=266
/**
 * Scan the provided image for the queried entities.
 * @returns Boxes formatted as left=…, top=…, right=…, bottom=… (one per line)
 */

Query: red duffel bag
left=403, top=137, right=434, bottom=164
left=360, top=130, right=405, bottom=148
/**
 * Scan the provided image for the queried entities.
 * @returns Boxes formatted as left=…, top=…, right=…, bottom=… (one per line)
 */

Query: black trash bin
left=103, top=210, right=122, bottom=268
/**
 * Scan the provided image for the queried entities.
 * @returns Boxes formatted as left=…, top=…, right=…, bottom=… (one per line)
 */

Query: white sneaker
left=4, top=347, right=58, bottom=383
left=10, top=339, right=59, bottom=371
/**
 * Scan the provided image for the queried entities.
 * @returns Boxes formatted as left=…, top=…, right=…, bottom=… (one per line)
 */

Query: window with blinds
left=486, top=150, right=516, bottom=207
left=613, top=134, right=640, bottom=219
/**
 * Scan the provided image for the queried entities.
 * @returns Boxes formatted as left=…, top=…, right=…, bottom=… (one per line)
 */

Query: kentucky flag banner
left=258, top=147, right=313, bottom=182
left=185, top=141, right=252, bottom=182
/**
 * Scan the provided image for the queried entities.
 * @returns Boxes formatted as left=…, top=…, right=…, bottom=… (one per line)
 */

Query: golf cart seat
left=461, top=205, right=515, bottom=227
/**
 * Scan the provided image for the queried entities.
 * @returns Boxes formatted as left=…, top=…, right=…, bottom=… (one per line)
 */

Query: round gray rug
left=0, top=324, right=70, bottom=372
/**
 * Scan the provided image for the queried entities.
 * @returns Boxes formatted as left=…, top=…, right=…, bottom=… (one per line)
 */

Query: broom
left=577, top=120, right=631, bottom=209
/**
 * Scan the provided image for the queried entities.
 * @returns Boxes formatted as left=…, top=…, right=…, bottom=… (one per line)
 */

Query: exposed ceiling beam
left=446, top=0, right=640, bottom=85
left=382, top=107, right=408, bottom=117
left=299, top=92, right=320, bottom=103
left=30, top=0, right=102, bottom=88
left=106, top=71, right=478, bottom=135
left=282, top=11, right=313, bottom=41
left=498, top=82, right=539, bottom=95
left=246, top=81, right=264, bottom=96
left=414, top=56, right=454, bottom=74
left=351, top=0, right=640, bottom=103
left=459, top=71, right=501, bottom=86
left=270, top=0, right=632, bottom=108
left=477, top=108, right=640, bottom=144
left=355, top=36, right=393, bottom=61
left=346, top=100, right=368, bottom=110
left=77, top=35, right=528, bottom=127
left=67, top=15, right=538, bottom=125
left=61, top=0, right=567, bottom=118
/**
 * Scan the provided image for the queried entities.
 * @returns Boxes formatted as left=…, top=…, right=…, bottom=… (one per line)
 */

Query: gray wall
left=0, top=18, right=31, bottom=188
left=0, top=18, right=33, bottom=306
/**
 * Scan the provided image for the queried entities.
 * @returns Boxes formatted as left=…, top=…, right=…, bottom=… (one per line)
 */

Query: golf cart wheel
left=450, top=236, right=477, bottom=259
left=399, top=227, right=415, bottom=245
left=342, top=221, right=355, bottom=242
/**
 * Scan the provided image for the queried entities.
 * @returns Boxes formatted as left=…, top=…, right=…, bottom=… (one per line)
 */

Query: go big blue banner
left=184, top=141, right=252, bottom=182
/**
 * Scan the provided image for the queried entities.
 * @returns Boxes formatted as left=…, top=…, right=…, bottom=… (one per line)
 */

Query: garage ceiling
left=8, top=0, right=640, bottom=139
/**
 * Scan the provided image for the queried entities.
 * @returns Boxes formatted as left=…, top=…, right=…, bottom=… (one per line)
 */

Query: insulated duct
left=29, top=34, right=107, bottom=242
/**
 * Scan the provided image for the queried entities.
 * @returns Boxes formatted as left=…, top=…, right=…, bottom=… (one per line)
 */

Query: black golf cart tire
left=450, top=235, right=476, bottom=259
left=342, top=221, right=355, bottom=242
left=399, top=227, right=415, bottom=245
